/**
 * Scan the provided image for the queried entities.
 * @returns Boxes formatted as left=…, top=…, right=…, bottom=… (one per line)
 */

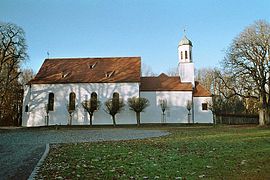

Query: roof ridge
left=45, top=56, right=141, bottom=61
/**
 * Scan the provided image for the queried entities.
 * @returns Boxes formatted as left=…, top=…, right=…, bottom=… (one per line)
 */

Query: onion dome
left=178, top=36, right=193, bottom=46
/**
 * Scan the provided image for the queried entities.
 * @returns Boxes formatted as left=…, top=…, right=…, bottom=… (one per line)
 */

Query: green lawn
left=37, top=125, right=270, bottom=179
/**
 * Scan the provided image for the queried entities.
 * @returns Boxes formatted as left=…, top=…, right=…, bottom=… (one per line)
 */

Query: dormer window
left=89, top=62, right=97, bottom=69
left=105, top=71, right=115, bottom=78
left=61, top=72, right=70, bottom=78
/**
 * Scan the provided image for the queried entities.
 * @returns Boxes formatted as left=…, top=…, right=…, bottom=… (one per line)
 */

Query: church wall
left=178, top=63, right=195, bottom=86
left=193, top=97, right=213, bottom=123
left=140, top=91, right=192, bottom=123
left=22, top=83, right=140, bottom=127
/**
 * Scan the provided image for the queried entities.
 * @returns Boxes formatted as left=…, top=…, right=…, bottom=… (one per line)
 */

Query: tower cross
left=183, top=25, right=187, bottom=36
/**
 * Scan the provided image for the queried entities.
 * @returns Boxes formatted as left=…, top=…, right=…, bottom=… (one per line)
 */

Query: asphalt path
left=0, top=128, right=169, bottom=180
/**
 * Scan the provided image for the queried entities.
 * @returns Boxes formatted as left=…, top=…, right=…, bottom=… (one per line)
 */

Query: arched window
left=91, top=92, right=97, bottom=99
left=48, top=93, right=54, bottom=111
left=190, top=50, right=192, bottom=61
left=181, top=51, right=183, bottom=60
left=113, top=92, right=119, bottom=99
left=91, top=92, right=98, bottom=110
left=69, top=92, right=76, bottom=111
left=185, top=51, right=188, bottom=59
left=25, top=105, right=29, bottom=112
left=112, top=92, right=120, bottom=109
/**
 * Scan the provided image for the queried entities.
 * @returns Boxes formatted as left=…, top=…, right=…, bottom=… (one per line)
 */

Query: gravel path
left=0, top=128, right=169, bottom=180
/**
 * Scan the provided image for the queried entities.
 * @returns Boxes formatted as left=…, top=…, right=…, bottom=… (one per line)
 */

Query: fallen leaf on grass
left=199, top=174, right=205, bottom=178
left=241, top=160, right=247, bottom=165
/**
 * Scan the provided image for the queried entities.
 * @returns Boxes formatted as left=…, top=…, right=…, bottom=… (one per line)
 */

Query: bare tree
left=166, top=67, right=178, bottom=76
left=104, top=96, right=125, bottom=127
left=128, top=97, right=150, bottom=126
left=0, top=22, right=28, bottom=125
left=195, top=67, right=217, bottom=93
left=159, top=99, right=168, bottom=123
left=142, top=63, right=156, bottom=76
left=82, top=95, right=100, bottom=126
left=221, top=20, right=270, bottom=125
left=186, top=100, right=192, bottom=123
left=45, top=104, right=49, bottom=126
left=19, top=68, right=35, bottom=89
left=66, top=104, right=75, bottom=125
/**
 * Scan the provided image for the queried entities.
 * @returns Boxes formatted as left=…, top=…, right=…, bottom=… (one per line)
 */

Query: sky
left=1, top=0, right=270, bottom=74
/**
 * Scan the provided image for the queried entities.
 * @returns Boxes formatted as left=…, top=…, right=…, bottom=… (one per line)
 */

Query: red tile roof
left=140, top=73, right=193, bottom=91
left=28, top=57, right=141, bottom=84
left=140, top=74, right=212, bottom=97
left=193, top=81, right=212, bottom=97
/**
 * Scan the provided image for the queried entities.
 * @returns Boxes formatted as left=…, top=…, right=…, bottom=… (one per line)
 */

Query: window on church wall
left=181, top=51, right=183, bottom=59
left=113, top=92, right=119, bottom=99
left=91, top=92, right=98, bottom=110
left=48, top=93, right=54, bottom=111
left=25, top=105, right=29, bottom=112
left=185, top=51, right=188, bottom=59
left=91, top=92, right=97, bottom=99
left=69, top=92, right=76, bottom=111
left=190, top=50, right=192, bottom=61
left=112, top=92, right=120, bottom=109
left=202, top=103, right=208, bottom=110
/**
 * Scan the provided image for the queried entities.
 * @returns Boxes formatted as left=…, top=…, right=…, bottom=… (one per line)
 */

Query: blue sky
left=1, top=0, right=270, bottom=74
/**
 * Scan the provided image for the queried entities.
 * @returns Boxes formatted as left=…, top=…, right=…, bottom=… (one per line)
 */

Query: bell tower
left=178, top=35, right=195, bottom=86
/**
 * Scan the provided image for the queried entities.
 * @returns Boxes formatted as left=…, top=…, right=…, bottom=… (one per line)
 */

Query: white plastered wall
left=178, top=63, right=195, bottom=86
left=193, top=97, right=213, bottom=123
left=140, top=91, right=192, bottom=123
left=178, top=44, right=192, bottom=63
left=22, top=83, right=139, bottom=127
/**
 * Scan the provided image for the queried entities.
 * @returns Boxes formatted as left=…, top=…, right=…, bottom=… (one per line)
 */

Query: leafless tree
left=159, top=99, right=168, bottom=123
left=19, top=68, right=35, bottom=89
left=195, top=67, right=217, bottom=93
left=142, top=63, right=156, bottom=76
left=0, top=22, right=28, bottom=125
left=104, top=97, right=124, bottom=127
left=166, top=67, right=178, bottom=76
left=128, top=97, right=150, bottom=126
left=186, top=100, right=192, bottom=123
left=45, top=104, right=49, bottom=126
left=221, top=20, right=270, bottom=125
left=82, top=96, right=100, bottom=126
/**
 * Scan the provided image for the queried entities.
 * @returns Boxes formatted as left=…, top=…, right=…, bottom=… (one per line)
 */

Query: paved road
left=0, top=128, right=169, bottom=180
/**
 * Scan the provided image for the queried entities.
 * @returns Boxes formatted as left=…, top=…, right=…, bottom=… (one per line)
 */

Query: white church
left=22, top=35, right=213, bottom=127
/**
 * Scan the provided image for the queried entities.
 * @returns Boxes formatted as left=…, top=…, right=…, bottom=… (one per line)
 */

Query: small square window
left=202, top=103, right=208, bottom=110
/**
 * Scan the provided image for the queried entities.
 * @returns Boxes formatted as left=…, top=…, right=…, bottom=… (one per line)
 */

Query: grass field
left=37, top=125, right=270, bottom=179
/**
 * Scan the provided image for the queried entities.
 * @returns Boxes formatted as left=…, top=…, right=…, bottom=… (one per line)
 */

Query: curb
left=28, top=144, right=50, bottom=180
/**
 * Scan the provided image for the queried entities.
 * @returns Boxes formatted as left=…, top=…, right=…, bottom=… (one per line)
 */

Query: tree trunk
left=90, top=114, right=93, bottom=126
left=136, top=112, right=140, bottom=126
left=69, top=113, right=72, bottom=125
left=259, top=108, right=270, bottom=126
left=112, top=115, right=116, bottom=127
left=213, top=113, right=216, bottom=126
left=46, top=114, right=49, bottom=126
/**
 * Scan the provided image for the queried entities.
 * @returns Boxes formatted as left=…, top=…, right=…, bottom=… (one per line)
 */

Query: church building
left=22, top=35, right=213, bottom=126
